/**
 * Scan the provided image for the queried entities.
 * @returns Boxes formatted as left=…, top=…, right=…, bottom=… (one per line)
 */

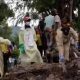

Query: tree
left=0, top=1, right=14, bottom=23
left=23, top=0, right=55, bottom=13
left=0, top=24, right=12, bottom=39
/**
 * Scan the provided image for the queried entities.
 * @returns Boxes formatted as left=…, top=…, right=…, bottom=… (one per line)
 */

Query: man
left=44, top=13, right=55, bottom=63
left=19, top=16, right=43, bottom=65
left=44, top=13, right=55, bottom=50
left=44, top=13, right=55, bottom=30
left=56, top=20, right=78, bottom=63
left=38, top=15, right=47, bottom=57
left=53, top=9, right=61, bottom=30
left=0, top=38, right=11, bottom=77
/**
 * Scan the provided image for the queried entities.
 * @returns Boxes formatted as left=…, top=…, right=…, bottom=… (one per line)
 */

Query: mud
left=3, top=58, right=80, bottom=80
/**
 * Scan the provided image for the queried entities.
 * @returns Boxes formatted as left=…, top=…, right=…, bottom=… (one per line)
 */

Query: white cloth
left=24, top=31, right=34, bottom=46
left=24, top=28, right=37, bottom=49
left=9, top=57, right=15, bottom=63
left=44, top=15, right=54, bottom=29
left=30, top=19, right=39, bottom=29
left=54, top=15, right=61, bottom=27
left=19, top=28, right=43, bottom=64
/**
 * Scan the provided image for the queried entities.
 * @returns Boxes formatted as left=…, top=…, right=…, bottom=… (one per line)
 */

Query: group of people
left=19, top=9, right=79, bottom=66
left=37, top=9, right=79, bottom=63
left=0, top=9, right=79, bottom=78
left=0, top=37, right=17, bottom=78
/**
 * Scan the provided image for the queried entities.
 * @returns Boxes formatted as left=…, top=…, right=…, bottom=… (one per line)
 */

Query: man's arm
left=70, top=27, right=78, bottom=43
left=55, top=29, right=64, bottom=54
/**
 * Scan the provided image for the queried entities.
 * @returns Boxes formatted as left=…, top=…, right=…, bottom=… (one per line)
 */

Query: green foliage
left=23, top=0, right=55, bottom=13
left=0, top=3, right=14, bottom=23
left=31, top=12, right=38, bottom=19
left=12, top=48, right=20, bottom=58
left=75, top=0, right=80, bottom=32
left=0, top=24, right=12, bottom=39
left=75, top=20, right=80, bottom=32
left=10, top=35, right=19, bottom=47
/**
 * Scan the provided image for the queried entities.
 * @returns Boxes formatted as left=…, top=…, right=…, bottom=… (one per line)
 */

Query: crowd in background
left=19, top=9, right=80, bottom=64
left=0, top=9, right=80, bottom=78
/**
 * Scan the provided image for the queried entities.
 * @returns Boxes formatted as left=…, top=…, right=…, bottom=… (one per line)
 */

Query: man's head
left=61, top=18, right=67, bottom=28
left=61, top=18, right=70, bottom=35
left=24, top=16, right=31, bottom=23
left=61, top=17, right=70, bottom=27
left=52, top=9, right=58, bottom=16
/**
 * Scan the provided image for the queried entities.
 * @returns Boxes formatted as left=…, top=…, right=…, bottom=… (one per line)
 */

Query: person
left=0, top=38, right=11, bottom=77
left=38, top=15, right=47, bottom=57
left=1, top=39, right=11, bottom=72
left=36, top=28, right=43, bottom=56
left=19, top=16, right=43, bottom=65
left=0, top=37, right=4, bottom=78
left=56, top=19, right=78, bottom=64
left=53, top=9, right=61, bottom=30
left=44, top=13, right=55, bottom=51
left=8, top=56, right=15, bottom=71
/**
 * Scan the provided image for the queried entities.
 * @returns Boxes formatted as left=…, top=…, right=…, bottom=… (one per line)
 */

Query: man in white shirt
left=44, top=13, right=55, bottom=49
left=54, top=9, right=61, bottom=30
left=44, top=14, right=55, bottom=30
left=19, top=16, right=43, bottom=65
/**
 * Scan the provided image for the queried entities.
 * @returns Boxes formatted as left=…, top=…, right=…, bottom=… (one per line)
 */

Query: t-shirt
left=54, top=15, right=61, bottom=27
left=44, top=15, right=54, bottom=29
left=36, top=34, right=42, bottom=46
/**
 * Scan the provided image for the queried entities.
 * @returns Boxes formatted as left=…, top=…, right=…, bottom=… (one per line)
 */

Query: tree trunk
left=70, top=0, right=73, bottom=22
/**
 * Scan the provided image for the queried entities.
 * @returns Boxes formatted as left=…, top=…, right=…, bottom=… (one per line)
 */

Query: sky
left=4, top=0, right=39, bottom=30
left=4, top=0, right=28, bottom=27
left=4, top=0, right=78, bottom=29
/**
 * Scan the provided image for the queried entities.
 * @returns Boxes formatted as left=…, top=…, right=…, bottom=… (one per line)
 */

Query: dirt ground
left=3, top=58, right=80, bottom=80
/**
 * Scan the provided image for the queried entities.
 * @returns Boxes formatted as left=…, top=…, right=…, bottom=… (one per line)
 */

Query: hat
left=23, top=16, right=31, bottom=22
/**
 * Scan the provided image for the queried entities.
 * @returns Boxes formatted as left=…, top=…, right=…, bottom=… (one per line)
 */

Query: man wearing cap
left=19, top=16, right=43, bottom=65
left=56, top=19, right=78, bottom=64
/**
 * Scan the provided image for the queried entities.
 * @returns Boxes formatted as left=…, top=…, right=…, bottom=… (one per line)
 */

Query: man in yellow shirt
left=36, top=29, right=43, bottom=56
left=0, top=39, right=11, bottom=74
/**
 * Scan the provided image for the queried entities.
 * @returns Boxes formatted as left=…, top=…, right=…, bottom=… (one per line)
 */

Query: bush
left=12, top=48, right=20, bottom=58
